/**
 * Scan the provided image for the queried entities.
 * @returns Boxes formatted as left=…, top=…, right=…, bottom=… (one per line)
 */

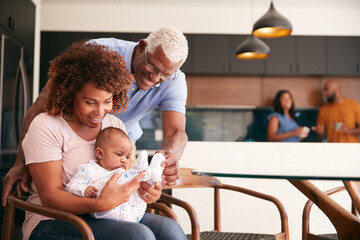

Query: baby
left=66, top=127, right=164, bottom=222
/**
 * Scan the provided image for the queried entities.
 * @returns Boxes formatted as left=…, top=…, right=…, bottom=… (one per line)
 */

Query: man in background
left=312, top=80, right=360, bottom=142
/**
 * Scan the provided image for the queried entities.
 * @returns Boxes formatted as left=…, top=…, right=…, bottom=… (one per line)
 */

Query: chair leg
left=2, top=203, right=16, bottom=240
left=214, top=187, right=221, bottom=232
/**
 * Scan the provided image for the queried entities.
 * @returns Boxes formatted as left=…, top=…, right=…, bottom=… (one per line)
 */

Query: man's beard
left=327, top=94, right=336, bottom=103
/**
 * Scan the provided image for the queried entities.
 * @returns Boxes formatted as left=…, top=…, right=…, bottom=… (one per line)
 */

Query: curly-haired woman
left=267, top=90, right=309, bottom=142
left=21, top=42, right=186, bottom=240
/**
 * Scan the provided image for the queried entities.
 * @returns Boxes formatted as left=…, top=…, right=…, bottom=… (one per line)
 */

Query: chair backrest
left=164, top=168, right=222, bottom=233
left=302, top=185, right=359, bottom=240
left=343, top=181, right=360, bottom=214
left=163, top=168, right=289, bottom=240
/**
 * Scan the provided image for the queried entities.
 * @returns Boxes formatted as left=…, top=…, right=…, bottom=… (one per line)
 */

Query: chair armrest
left=147, top=202, right=179, bottom=224
left=302, top=186, right=345, bottom=240
left=6, top=193, right=94, bottom=240
left=221, top=184, right=289, bottom=239
left=159, top=193, right=200, bottom=240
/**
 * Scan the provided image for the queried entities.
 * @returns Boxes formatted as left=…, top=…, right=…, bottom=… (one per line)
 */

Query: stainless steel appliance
left=0, top=30, right=32, bottom=173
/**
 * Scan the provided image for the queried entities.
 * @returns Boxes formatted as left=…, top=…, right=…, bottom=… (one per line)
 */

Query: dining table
left=186, top=142, right=360, bottom=240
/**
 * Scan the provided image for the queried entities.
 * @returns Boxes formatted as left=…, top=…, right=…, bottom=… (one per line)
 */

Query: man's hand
left=337, top=124, right=352, bottom=134
left=2, top=165, right=31, bottom=206
left=311, top=125, right=325, bottom=139
left=156, top=150, right=179, bottom=186
left=311, top=125, right=325, bottom=134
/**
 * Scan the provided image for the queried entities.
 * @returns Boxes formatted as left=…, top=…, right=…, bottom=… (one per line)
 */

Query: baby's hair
left=95, top=127, right=130, bottom=149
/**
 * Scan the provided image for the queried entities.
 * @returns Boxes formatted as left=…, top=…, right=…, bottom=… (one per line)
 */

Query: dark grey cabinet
left=326, top=36, right=360, bottom=76
left=265, top=36, right=326, bottom=75
left=190, top=34, right=326, bottom=75
left=180, top=34, right=193, bottom=74
left=40, top=32, right=360, bottom=77
left=265, top=36, right=295, bottom=74
left=191, top=34, right=229, bottom=74
left=130, top=33, right=148, bottom=42
left=0, top=0, right=35, bottom=57
left=296, top=36, right=326, bottom=75
left=229, top=35, right=266, bottom=74
left=190, top=34, right=265, bottom=75
left=40, top=32, right=133, bottom=89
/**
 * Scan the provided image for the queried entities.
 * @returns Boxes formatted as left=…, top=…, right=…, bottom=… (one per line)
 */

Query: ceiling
left=42, top=0, right=360, bottom=9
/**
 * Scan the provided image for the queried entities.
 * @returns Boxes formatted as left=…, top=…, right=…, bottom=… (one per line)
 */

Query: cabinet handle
left=222, top=62, right=228, bottom=72
left=8, top=17, right=15, bottom=31
left=290, top=63, right=293, bottom=72
left=357, top=64, right=360, bottom=74
left=296, top=63, right=300, bottom=73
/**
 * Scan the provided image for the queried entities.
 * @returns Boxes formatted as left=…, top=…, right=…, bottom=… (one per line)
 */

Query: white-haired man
left=2, top=27, right=189, bottom=206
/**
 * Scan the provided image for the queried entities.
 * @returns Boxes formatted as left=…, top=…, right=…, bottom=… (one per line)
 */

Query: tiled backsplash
left=136, top=107, right=321, bottom=150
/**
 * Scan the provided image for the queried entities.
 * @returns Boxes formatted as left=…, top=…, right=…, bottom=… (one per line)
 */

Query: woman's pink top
left=22, top=113, right=126, bottom=240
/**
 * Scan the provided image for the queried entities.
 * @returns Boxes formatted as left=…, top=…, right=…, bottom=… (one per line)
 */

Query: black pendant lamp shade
left=236, top=35, right=270, bottom=59
left=252, top=1, right=292, bottom=38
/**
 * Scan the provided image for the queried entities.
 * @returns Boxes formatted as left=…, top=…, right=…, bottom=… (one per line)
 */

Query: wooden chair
left=161, top=168, right=289, bottom=240
left=2, top=180, right=179, bottom=240
left=343, top=181, right=360, bottom=213
left=302, top=185, right=359, bottom=240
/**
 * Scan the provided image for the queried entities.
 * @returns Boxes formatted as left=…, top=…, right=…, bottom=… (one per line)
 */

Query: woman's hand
left=291, top=127, right=304, bottom=137
left=138, top=182, right=162, bottom=204
left=98, top=171, right=146, bottom=211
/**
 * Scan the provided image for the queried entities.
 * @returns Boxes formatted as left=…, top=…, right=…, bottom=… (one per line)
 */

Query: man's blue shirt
left=90, top=38, right=187, bottom=142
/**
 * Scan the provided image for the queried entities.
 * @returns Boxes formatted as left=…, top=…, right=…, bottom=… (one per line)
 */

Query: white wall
left=173, top=142, right=355, bottom=240
left=40, top=0, right=360, bottom=36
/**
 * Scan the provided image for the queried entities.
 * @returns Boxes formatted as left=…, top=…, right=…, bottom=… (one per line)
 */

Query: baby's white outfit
left=66, top=150, right=164, bottom=222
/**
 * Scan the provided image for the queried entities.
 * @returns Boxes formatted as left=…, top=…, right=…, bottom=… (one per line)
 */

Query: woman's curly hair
left=45, top=41, right=133, bottom=116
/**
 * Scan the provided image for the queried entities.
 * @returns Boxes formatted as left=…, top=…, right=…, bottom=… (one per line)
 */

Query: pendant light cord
left=251, top=0, right=254, bottom=29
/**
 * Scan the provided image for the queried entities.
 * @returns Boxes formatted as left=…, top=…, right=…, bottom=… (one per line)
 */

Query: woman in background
left=267, top=90, right=309, bottom=142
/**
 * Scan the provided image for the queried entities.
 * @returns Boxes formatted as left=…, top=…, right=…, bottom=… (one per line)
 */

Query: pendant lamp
left=252, top=1, right=292, bottom=38
left=236, top=35, right=270, bottom=60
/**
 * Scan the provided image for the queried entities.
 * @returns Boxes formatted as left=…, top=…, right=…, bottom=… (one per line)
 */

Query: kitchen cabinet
left=229, top=35, right=266, bottom=74
left=0, top=0, right=35, bottom=57
left=191, top=34, right=229, bottom=74
left=295, top=36, right=326, bottom=75
left=265, top=37, right=295, bottom=74
left=40, top=32, right=133, bottom=89
left=191, top=34, right=265, bottom=75
left=180, top=34, right=193, bottom=74
left=40, top=32, right=360, bottom=78
left=326, top=36, right=360, bottom=76
left=130, top=33, right=148, bottom=42
left=265, top=36, right=326, bottom=75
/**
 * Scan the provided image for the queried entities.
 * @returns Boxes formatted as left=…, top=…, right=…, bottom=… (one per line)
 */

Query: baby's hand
left=84, top=185, right=98, bottom=198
